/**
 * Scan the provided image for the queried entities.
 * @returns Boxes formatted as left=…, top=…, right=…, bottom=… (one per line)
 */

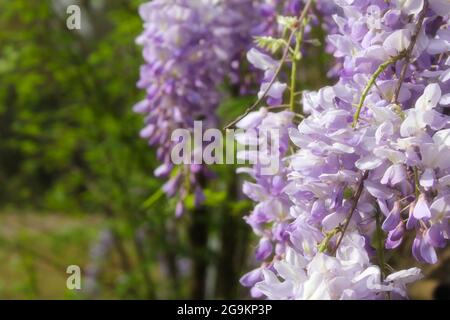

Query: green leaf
left=254, top=36, right=286, bottom=54
left=276, top=16, right=298, bottom=29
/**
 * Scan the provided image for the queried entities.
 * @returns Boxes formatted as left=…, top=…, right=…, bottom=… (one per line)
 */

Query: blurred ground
left=0, top=212, right=448, bottom=299
left=0, top=212, right=102, bottom=299
left=409, top=250, right=450, bottom=300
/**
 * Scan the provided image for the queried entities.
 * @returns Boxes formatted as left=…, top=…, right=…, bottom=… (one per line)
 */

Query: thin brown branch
left=223, top=0, right=314, bottom=130
left=331, top=171, right=369, bottom=255
left=392, top=1, right=429, bottom=104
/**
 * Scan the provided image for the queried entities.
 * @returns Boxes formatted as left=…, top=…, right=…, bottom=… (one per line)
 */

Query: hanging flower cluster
left=133, top=0, right=449, bottom=300
left=238, top=0, right=449, bottom=299
left=134, top=0, right=262, bottom=215
left=255, top=232, right=423, bottom=299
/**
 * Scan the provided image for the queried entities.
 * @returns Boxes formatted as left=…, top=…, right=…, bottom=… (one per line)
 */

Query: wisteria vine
left=238, top=0, right=450, bottom=300
left=135, top=0, right=450, bottom=300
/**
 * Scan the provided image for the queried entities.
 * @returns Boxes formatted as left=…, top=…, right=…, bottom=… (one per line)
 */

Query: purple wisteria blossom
left=134, top=0, right=261, bottom=215
left=255, top=232, right=423, bottom=299
left=133, top=0, right=449, bottom=300
left=239, top=0, right=449, bottom=300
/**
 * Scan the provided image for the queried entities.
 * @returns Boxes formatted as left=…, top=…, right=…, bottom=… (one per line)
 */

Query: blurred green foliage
left=0, top=0, right=175, bottom=299
left=0, top=0, right=157, bottom=213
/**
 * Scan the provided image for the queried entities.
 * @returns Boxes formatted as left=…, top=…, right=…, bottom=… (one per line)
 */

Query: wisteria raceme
left=236, top=108, right=295, bottom=256
left=132, top=0, right=450, bottom=300
left=319, top=0, right=450, bottom=264
left=134, top=0, right=262, bottom=215
left=238, top=0, right=450, bottom=300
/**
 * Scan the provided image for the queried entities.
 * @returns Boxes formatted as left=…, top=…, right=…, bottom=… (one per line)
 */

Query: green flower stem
left=413, top=166, right=421, bottom=197
left=375, top=209, right=386, bottom=280
left=318, top=228, right=340, bottom=253
left=289, top=38, right=301, bottom=112
left=352, top=54, right=404, bottom=128
left=224, top=0, right=314, bottom=130
left=289, top=18, right=306, bottom=113
left=141, top=188, right=165, bottom=210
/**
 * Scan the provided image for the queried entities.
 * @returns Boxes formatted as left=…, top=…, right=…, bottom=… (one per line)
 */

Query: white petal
left=385, top=267, right=423, bottom=284
left=235, top=108, right=267, bottom=129
left=427, top=39, right=450, bottom=55
left=430, top=195, right=450, bottom=218
left=440, top=69, right=450, bottom=82
left=400, top=110, right=420, bottom=137
left=415, top=83, right=441, bottom=111
left=440, top=93, right=450, bottom=106
left=383, top=29, right=411, bottom=56
left=356, top=155, right=384, bottom=170
left=247, top=48, right=278, bottom=71
left=395, top=0, right=424, bottom=15
left=364, top=180, right=394, bottom=200
left=420, top=168, right=435, bottom=188
left=433, top=129, right=450, bottom=146
left=413, top=195, right=431, bottom=219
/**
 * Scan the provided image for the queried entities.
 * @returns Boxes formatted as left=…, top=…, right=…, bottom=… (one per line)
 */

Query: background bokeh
left=0, top=0, right=448, bottom=299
